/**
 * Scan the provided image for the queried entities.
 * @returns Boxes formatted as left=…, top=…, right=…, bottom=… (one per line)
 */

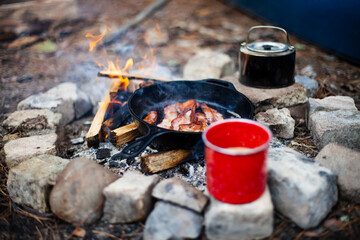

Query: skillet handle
left=111, top=131, right=168, bottom=159
left=201, top=79, right=236, bottom=91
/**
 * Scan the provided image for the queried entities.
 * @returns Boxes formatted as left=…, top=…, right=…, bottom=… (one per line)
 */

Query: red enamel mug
left=202, top=119, right=272, bottom=204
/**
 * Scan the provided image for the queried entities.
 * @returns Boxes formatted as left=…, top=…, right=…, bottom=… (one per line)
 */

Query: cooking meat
left=210, top=108, right=224, bottom=122
left=201, top=103, right=224, bottom=123
left=157, top=104, right=178, bottom=129
left=175, top=99, right=200, bottom=115
left=201, top=103, right=215, bottom=123
left=143, top=111, right=157, bottom=124
left=194, top=113, right=208, bottom=131
left=143, top=99, right=224, bottom=132
left=171, top=114, right=190, bottom=130
left=179, top=123, right=202, bottom=132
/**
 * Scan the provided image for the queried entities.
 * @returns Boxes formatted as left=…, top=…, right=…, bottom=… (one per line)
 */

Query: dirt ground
left=1, top=0, right=360, bottom=239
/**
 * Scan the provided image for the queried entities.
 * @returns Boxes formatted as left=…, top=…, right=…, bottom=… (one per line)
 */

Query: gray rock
left=300, top=65, right=317, bottom=78
left=268, top=147, right=338, bottom=229
left=205, top=187, right=273, bottom=240
left=288, top=103, right=307, bottom=123
left=308, top=96, right=357, bottom=117
left=309, top=110, right=360, bottom=149
left=49, top=157, right=118, bottom=225
left=183, top=50, right=235, bottom=80
left=3, top=109, right=62, bottom=129
left=315, top=143, right=360, bottom=203
left=152, top=177, right=208, bottom=213
left=4, top=132, right=57, bottom=168
left=81, top=78, right=113, bottom=114
left=223, top=76, right=308, bottom=114
left=255, top=108, right=295, bottom=139
left=295, top=75, right=319, bottom=97
left=102, top=171, right=160, bottom=223
left=17, top=82, right=92, bottom=124
left=7, top=155, right=69, bottom=213
left=144, top=201, right=203, bottom=240
left=70, top=137, right=85, bottom=145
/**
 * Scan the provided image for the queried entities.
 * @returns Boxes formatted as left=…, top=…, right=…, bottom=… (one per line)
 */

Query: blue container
left=224, top=0, right=360, bottom=65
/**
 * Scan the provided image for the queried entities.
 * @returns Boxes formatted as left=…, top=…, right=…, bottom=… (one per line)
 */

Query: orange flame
left=85, top=26, right=111, bottom=52
left=86, top=25, right=161, bottom=133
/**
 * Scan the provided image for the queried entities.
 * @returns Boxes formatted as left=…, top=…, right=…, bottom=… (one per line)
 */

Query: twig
left=294, top=230, right=304, bottom=240
left=12, top=203, right=52, bottom=224
left=35, top=225, right=44, bottom=240
left=269, top=221, right=287, bottom=239
left=98, top=71, right=169, bottom=82
left=92, top=230, right=120, bottom=240
left=104, top=0, right=171, bottom=45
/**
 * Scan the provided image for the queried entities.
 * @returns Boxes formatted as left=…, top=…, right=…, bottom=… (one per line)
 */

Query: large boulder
left=102, top=171, right=160, bottom=223
left=183, top=50, right=235, bottom=80
left=3, top=109, right=62, bottom=130
left=17, top=82, right=92, bottom=124
left=315, top=143, right=360, bottom=203
left=7, top=155, right=69, bottom=213
left=223, top=76, right=308, bottom=115
left=205, top=187, right=273, bottom=240
left=255, top=108, right=295, bottom=139
left=4, top=132, right=57, bottom=168
left=152, top=177, right=208, bottom=213
left=49, top=157, right=118, bottom=225
left=308, top=96, right=357, bottom=117
left=144, top=201, right=203, bottom=240
left=308, top=110, right=360, bottom=149
left=267, top=147, right=338, bottom=229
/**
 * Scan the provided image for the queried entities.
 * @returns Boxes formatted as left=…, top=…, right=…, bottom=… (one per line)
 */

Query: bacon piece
left=171, top=114, right=190, bottom=131
left=157, top=119, right=172, bottom=129
left=210, top=108, right=224, bottom=122
left=157, top=104, right=178, bottom=129
left=179, top=123, right=202, bottom=132
left=201, top=103, right=223, bottom=124
left=201, top=103, right=215, bottom=123
left=164, top=104, right=178, bottom=119
left=175, top=99, right=200, bottom=115
left=150, top=100, right=224, bottom=132
left=143, top=111, right=157, bottom=124
left=194, top=113, right=208, bottom=131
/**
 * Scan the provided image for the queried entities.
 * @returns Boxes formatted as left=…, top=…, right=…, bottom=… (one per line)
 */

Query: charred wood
left=109, top=123, right=140, bottom=146
left=98, top=71, right=169, bottom=82
left=86, top=91, right=110, bottom=148
left=140, top=149, right=192, bottom=173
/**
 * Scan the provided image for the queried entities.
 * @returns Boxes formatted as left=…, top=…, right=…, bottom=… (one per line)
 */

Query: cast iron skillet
left=112, top=79, right=254, bottom=158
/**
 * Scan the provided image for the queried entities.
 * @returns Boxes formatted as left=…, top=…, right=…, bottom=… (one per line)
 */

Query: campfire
left=84, top=30, right=198, bottom=173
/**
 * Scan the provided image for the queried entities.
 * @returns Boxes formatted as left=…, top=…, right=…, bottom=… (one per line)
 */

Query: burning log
left=86, top=72, right=160, bottom=148
left=86, top=91, right=111, bottom=148
left=110, top=123, right=140, bottom=146
left=140, top=149, right=192, bottom=173
left=98, top=71, right=169, bottom=82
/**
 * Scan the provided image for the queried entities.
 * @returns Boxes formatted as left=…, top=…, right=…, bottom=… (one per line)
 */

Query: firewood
left=103, top=0, right=171, bottom=45
left=98, top=71, right=169, bottom=82
left=110, top=123, right=140, bottom=146
left=86, top=92, right=111, bottom=148
left=141, top=149, right=192, bottom=173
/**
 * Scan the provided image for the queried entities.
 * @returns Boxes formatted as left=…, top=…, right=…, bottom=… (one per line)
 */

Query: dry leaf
left=73, top=227, right=86, bottom=237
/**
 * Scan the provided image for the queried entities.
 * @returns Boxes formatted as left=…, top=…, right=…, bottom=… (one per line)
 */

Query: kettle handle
left=245, top=25, right=293, bottom=49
